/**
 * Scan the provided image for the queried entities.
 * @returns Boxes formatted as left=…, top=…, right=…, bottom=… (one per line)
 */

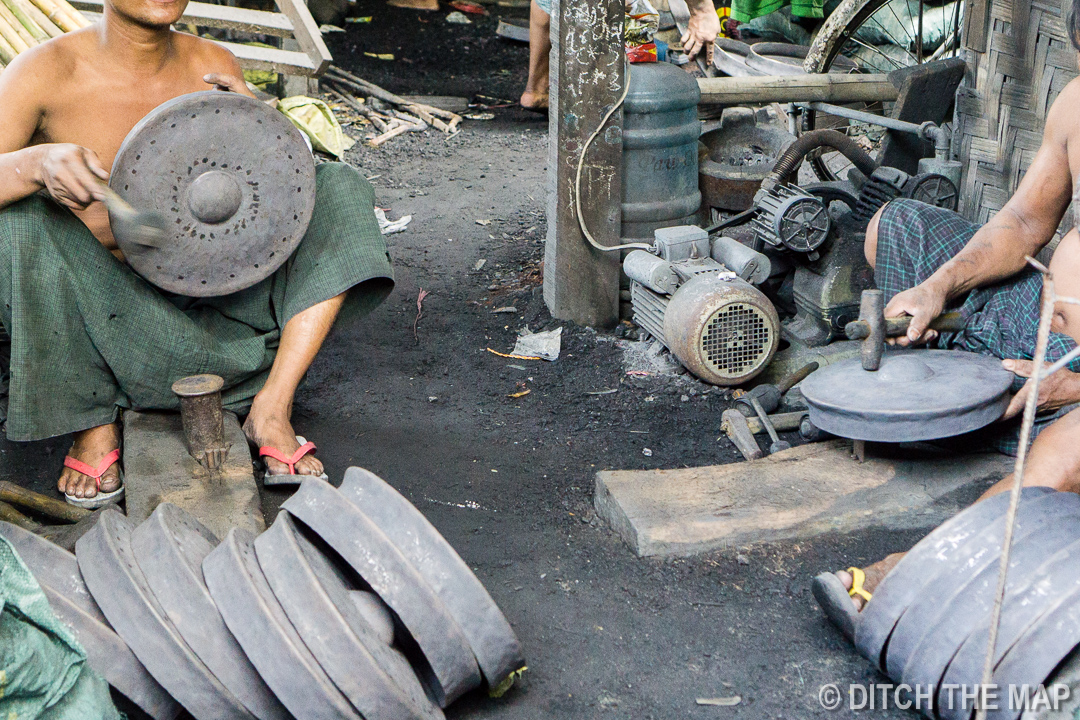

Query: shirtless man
left=811, top=0, right=1080, bottom=637
left=0, top=0, right=393, bottom=505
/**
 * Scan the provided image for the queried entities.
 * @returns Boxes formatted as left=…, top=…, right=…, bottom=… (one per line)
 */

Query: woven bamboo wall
left=955, top=0, right=1077, bottom=223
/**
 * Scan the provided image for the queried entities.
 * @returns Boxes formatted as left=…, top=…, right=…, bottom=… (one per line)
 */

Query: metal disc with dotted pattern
left=111, top=91, right=316, bottom=297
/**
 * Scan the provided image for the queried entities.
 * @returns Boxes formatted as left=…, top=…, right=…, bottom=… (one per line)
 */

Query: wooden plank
left=594, top=440, right=1013, bottom=557
left=697, top=73, right=899, bottom=106
left=275, top=0, right=331, bottom=76
left=541, top=0, right=622, bottom=327
left=70, top=0, right=295, bottom=36
left=218, top=40, right=317, bottom=76
left=123, top=410, right=264, bottom=540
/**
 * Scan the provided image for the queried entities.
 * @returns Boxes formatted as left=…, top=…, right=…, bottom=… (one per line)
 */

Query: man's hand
left=204, top=73, right=255, bottom=98
left=883, top=279, right=950, bottom=346
left=683, top=1, right=720, bottom=63
left=38, top=144, right=109, bottom=211
left=1002, top=360, right=1080, bottom=420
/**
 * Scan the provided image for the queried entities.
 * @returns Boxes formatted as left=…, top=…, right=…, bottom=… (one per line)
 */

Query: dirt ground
left=0, top=6, right=993, bottom=719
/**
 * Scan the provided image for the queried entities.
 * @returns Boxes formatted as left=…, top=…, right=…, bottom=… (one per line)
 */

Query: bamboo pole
left=697, top=73, right=899, bottom=106
left=53, top=0, right=88, bottom=26
left=0, top=481, right=89, bottom=522
left=0, top=13, right=30, bottom=53
left=28, top=0, right=80, bottom=32
left=0, top=29, right=16, bottom=62
left=10, top=0, right=60, bottom=38
left=1, top=0, right=46, bottom=41
left=0, top=1, right=36, bottom=48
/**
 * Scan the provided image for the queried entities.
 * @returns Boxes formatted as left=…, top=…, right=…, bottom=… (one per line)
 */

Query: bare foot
left=243, top=394, right=324, bottom=478
left=519, top=90, right=548, bottom=111
left=835, top=552, right=906, bottom=610
left=58, top=423, right=122, bottom=499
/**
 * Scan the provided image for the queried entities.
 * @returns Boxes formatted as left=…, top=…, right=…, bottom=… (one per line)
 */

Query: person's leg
left=242, top=293, right=346, bottom=477
left=520, top=0, right=551, bottom=111
left=865, top=204, right=885, bottom=269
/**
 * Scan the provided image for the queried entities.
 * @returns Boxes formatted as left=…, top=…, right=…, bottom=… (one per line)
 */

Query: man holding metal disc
left=0, top=0, right=394, bottom=506
left=810, top=0, right=1080, bottom=636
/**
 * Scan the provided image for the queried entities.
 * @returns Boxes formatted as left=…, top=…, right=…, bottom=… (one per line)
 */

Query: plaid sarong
left=0, top=162, right=393, bottom=442
left=875, top=199, right=1079, bottom=454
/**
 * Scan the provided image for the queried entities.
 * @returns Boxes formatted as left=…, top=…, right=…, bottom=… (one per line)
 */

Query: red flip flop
left=259, top=436, right=329, bottom=486
left=63, top=448, right=126, bottom=509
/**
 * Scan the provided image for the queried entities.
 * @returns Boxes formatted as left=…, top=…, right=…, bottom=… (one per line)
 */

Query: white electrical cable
left=573, top=64, right=655, bottom=254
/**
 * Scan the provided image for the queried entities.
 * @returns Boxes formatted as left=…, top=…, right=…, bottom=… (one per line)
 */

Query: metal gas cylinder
left=621, top=62, right=704, bottom=245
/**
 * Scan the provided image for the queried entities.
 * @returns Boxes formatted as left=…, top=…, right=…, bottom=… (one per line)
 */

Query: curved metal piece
left=801, top=350, right=1015, bottom=442
left=853, top=489, right=1051, bottom=669
left=890, top=494, right=1080, bottom=683
left=940, top=538, right=1080, bottom=720
left=203, top=528, right=363, bottom=720
left=254, top=511, right=444, bottom=720
left=281, top=479, right=482, bottom=707
left=111, top=91, right=316, bottom=297
left=75, top=509, right=255, bottom=719
left=711, top=38, right=764, bottom=77
left=130, top=504, right=288, bottom=720
left=339, top=467, right=525, bottom=687
left=1, top=521, right=180, bottom=720
left=746, top=42, right=810, bottom=76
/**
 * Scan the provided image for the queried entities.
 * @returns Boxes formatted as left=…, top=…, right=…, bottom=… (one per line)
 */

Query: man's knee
left=1026, top=407, right=1080, bottom=493
left=864, top=203, right=888, bottom=269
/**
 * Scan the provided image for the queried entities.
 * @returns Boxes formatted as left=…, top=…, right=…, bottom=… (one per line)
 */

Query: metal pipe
left=797, top=101, right=926, bottom=135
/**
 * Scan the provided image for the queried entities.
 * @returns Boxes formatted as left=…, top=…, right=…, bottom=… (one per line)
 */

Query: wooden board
left=594, top=440, right=1013, bottom=557
left=123, top=410, right=264, bottom=540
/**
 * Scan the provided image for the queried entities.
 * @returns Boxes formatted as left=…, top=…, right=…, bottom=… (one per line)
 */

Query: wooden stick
left=10, top=0, right=60, bottom=37
left=401, top=103, right=449, bottom=133
left=2, top=0, right=45, bottom=40
left=326, top=84, right=389, bottom=132
left=327, top=68, right=465, bottom=132
left=0, top=2, right=35, bottom=48
left=697, top=74, right=899, bottom=106
left=327, top=65, right=407, bottom=106
left=368, top=123, right=411, bottom=147
left=29, top=0, right=80, bottom=32
left=0, top=481, right=89, bottom=522
left=0, top=13, right=30, bottom=53
left=52, top=0, right=88, bottom=26
left=0, top=499, right=42, bottom=532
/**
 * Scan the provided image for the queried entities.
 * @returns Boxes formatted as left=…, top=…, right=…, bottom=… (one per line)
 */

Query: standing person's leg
left=520, top=0, right=551, bottom=111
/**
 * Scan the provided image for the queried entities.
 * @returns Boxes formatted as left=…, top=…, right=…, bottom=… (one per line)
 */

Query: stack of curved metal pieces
left=0, top=467, right=524, bottom=720
left=851, top=487, right=1080, bottom=720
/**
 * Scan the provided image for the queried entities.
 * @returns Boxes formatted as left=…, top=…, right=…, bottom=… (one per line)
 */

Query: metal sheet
left=203, top=528, right=362, bottom=720
left=1, top=522, right=180, bottom=720
left=111, top=91, right=316, bottom=297
left=940, top=540, right=1080, bottom=720
left=254, top=511, right=444, bottom=720
left=130, top=504, right=288, bottom=720
left=853, top=489, right=1049, bottom=669
left=75, top=509, right=255, bottom=719
left=338, top=467, right=525, bottom=687
left=282, top=479, right=482, bottom=707
left=888, top=493, right=1080, bottom=679
left=801, top=350, right=1014, bottom=442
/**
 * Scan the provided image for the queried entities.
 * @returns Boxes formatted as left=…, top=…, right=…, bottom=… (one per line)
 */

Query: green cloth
left=731, top=0, right=823, bottom=23
left=0, top=161, right=394, bottom=441
left=0, top=536, right=119, bottom=720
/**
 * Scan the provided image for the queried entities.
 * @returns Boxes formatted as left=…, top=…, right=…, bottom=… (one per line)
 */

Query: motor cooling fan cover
left=662, top=274, right=780, bottom=385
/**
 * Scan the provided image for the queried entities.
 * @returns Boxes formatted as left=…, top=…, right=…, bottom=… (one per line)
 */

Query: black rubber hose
left=765, top=129, right=878, bottom=189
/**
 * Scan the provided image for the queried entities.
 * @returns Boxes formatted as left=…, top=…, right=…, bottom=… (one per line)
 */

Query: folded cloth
left=0, top=161, right=394, bottom=441
left=874, top=198, right=1080, bottom=455
left=0, top=536, right=119, bottom=720
left=731, top=0, right=823, bottom=23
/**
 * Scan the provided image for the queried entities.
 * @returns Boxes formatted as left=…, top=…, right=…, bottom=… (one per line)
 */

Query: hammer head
left=858, top=289, right=886, bottom=371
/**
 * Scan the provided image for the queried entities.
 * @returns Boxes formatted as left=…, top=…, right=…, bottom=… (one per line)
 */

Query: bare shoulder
left=1046, top=78, right=1080, bottom=144
left=0, top=28, right=92, bottom=93
left=172, top=30, right=243, bottom=76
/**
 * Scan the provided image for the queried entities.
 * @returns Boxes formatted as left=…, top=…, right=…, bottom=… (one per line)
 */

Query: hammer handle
left=845, top=311, right=966, bottom=340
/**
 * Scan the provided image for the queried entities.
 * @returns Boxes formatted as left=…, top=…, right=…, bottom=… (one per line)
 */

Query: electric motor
left=752, top=184, right=831, bottom=254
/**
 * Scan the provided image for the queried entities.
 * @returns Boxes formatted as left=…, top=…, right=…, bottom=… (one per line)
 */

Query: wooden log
left=697, top=73, right=900, bottom=106
left=9, top=0, right=61, bottom=37
left=0, top=12, right=30, bottom=53
left=542, top=0, right=623, bottom=327
left=0, top=481, right=90, bottom=523
left=1, top=0, right=46, bottom=41
left=0, top=499, right=41, bottom=532
left=0, top=1, right=35, bottom=48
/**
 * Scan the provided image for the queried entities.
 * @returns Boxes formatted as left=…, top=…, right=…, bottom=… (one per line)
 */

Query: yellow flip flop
left=847, top=566, right=873, bottom=603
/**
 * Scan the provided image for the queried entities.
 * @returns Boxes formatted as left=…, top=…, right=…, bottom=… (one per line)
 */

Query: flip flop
left=63, top=448, right=126, bottom=509
left=260, top=435, right=330, bottom=486
left=812, top=566, right=871, bottom=642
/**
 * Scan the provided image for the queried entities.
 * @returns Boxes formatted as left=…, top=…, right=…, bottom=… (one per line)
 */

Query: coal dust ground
left=0, top=7, right=992, bottom=719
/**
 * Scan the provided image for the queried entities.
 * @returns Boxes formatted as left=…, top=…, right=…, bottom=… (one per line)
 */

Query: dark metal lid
left=111, top=91, right=316, bottom=297
left=800, top=349, right=1014, bottom=442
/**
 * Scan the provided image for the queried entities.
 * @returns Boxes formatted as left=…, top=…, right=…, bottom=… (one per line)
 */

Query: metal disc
left=339, top=467, right=525, bottom=687
left=853, top=489, right=1049, bottom=669
left=254, top=511, right=444, bottom=720
left=1, top=521, right=180, bottom=720
left=801, top=350, right=1014, bottom=442
left=111, top=91, right=316, bottom=297
left=202, top=527, right=363, bottom=720
left=282, top=479, right=482, bottom=707
left=895, top=498, right=1080, bottom=696
left=130, top=504, right=289, bottom=720
left=939, top=538, right=1080, bottom=720
left=74, top=509, right=255, bottom=719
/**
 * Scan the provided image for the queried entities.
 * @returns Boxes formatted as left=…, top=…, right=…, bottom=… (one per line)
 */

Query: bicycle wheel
left=801, top=0, right=965, bottom=181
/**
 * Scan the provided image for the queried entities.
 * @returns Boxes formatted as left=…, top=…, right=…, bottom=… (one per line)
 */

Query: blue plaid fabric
left=875, top=199, right=1080, bottom=455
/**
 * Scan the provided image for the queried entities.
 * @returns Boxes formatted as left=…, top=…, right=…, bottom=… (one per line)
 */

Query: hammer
left=844, top=289, right=966, bottom=370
